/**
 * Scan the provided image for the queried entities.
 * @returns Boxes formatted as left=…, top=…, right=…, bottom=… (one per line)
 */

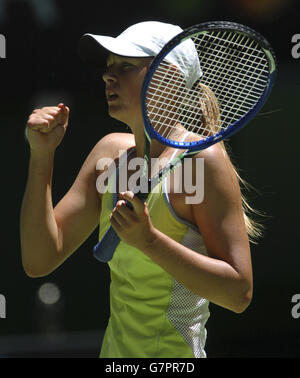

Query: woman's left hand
left=110, top=191, right=157, bottom=251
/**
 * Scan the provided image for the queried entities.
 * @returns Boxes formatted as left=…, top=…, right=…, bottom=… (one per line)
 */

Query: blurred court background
left=0, top=0, right=299, bottom=358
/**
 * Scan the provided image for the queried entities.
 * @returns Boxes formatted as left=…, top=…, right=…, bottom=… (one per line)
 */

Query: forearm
left=20, top=152, right=61, bottom=277
left=141, top=228, right=252, bottom=313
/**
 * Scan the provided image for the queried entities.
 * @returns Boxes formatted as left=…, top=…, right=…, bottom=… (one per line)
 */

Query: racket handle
left=93, top=195, right=147, bottom=263
left=93, top=226, right=120, bottom=263
left=93, top=199, right=134, bottom=263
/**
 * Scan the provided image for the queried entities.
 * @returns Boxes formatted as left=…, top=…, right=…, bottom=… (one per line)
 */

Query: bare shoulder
left=169, top=139, right=239, bottom=225
left=185, top=132, right=237, bottom=187
left=186, top=132, right=229, bottom=164
left=199, top=143, right=237, bottom=187
left=173, top=137, right=243, bottom=224
left=70, top=132, right=135, bottom=194
left=190, top=141, right=245, bottom=235
left=91, top=132, right=135, bottom=162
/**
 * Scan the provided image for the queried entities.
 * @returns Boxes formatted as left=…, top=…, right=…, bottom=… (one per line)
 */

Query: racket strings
left=194, top=31, right=269, bottom=127
left=145, top=28, right=270, bottom=142
left=147, top=50, right=268, bottom=107
left=203, top=40, right=267, bottom=107
left=200, top=32, right=269, bottom=119
left=147, top=63, right=207, bottom=139
left=147, top=64, right=214, bottom=138
left=146, top=62, right=181, bottom=136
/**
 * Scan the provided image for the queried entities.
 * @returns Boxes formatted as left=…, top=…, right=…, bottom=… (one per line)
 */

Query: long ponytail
left=199, top=82, right=264, bottom=244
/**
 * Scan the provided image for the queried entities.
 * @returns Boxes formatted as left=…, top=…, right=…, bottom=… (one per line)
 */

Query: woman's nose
left=102, top=70, right=117, bottom=84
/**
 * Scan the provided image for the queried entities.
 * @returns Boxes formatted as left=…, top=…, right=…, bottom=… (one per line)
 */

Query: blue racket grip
left=93, top=200, right=135, bottom=263
left=93, top=226, right=120, bottom=263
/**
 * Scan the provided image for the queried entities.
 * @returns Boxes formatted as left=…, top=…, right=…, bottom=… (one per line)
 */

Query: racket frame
left=141, top=21, right=277, bottom=153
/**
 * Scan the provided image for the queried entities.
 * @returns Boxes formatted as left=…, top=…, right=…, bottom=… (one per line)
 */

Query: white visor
left=79, top=21, right=202, bottom=89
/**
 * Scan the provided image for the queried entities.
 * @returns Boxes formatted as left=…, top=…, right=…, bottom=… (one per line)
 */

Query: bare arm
left=20, top=104, right=101, bottom=277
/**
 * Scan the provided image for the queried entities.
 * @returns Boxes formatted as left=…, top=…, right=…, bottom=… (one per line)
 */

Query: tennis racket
left=93, top=21, right=277, bottom=263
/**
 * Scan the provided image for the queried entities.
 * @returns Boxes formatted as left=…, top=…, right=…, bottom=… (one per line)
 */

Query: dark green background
left=0, top=0, right=299, bottom=357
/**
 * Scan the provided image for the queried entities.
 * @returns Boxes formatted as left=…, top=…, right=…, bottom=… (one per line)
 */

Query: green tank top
left=98, top=146, right=210, bottom=358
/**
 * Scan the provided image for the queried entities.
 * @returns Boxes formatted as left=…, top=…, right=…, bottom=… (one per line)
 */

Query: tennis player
left=21, top=21, right=257, bottom=358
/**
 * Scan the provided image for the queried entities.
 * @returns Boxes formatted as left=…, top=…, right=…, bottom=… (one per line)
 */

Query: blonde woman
left=21, top=21, right=256, bottom=358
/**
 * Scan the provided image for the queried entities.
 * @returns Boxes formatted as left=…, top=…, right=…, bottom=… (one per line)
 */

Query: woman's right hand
left=25, top=103, right=70, bottom=155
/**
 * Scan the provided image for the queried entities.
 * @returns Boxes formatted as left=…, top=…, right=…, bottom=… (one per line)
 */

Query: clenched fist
left=25, top=103, right=70, bottom=155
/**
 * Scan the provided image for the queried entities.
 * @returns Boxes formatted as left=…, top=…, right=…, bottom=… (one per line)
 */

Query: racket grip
left=93, top=226, right=121, bottom=263
left=93, top=197, right=144, bottom=263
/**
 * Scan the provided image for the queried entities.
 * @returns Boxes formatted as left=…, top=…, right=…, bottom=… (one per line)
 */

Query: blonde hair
left=198, top=82, right=264, bottom=244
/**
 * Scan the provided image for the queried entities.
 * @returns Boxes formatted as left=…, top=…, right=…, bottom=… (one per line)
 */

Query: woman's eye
left=122, top=63, right=134, bottom=70
left=102, top=61, right=136, bottom=75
